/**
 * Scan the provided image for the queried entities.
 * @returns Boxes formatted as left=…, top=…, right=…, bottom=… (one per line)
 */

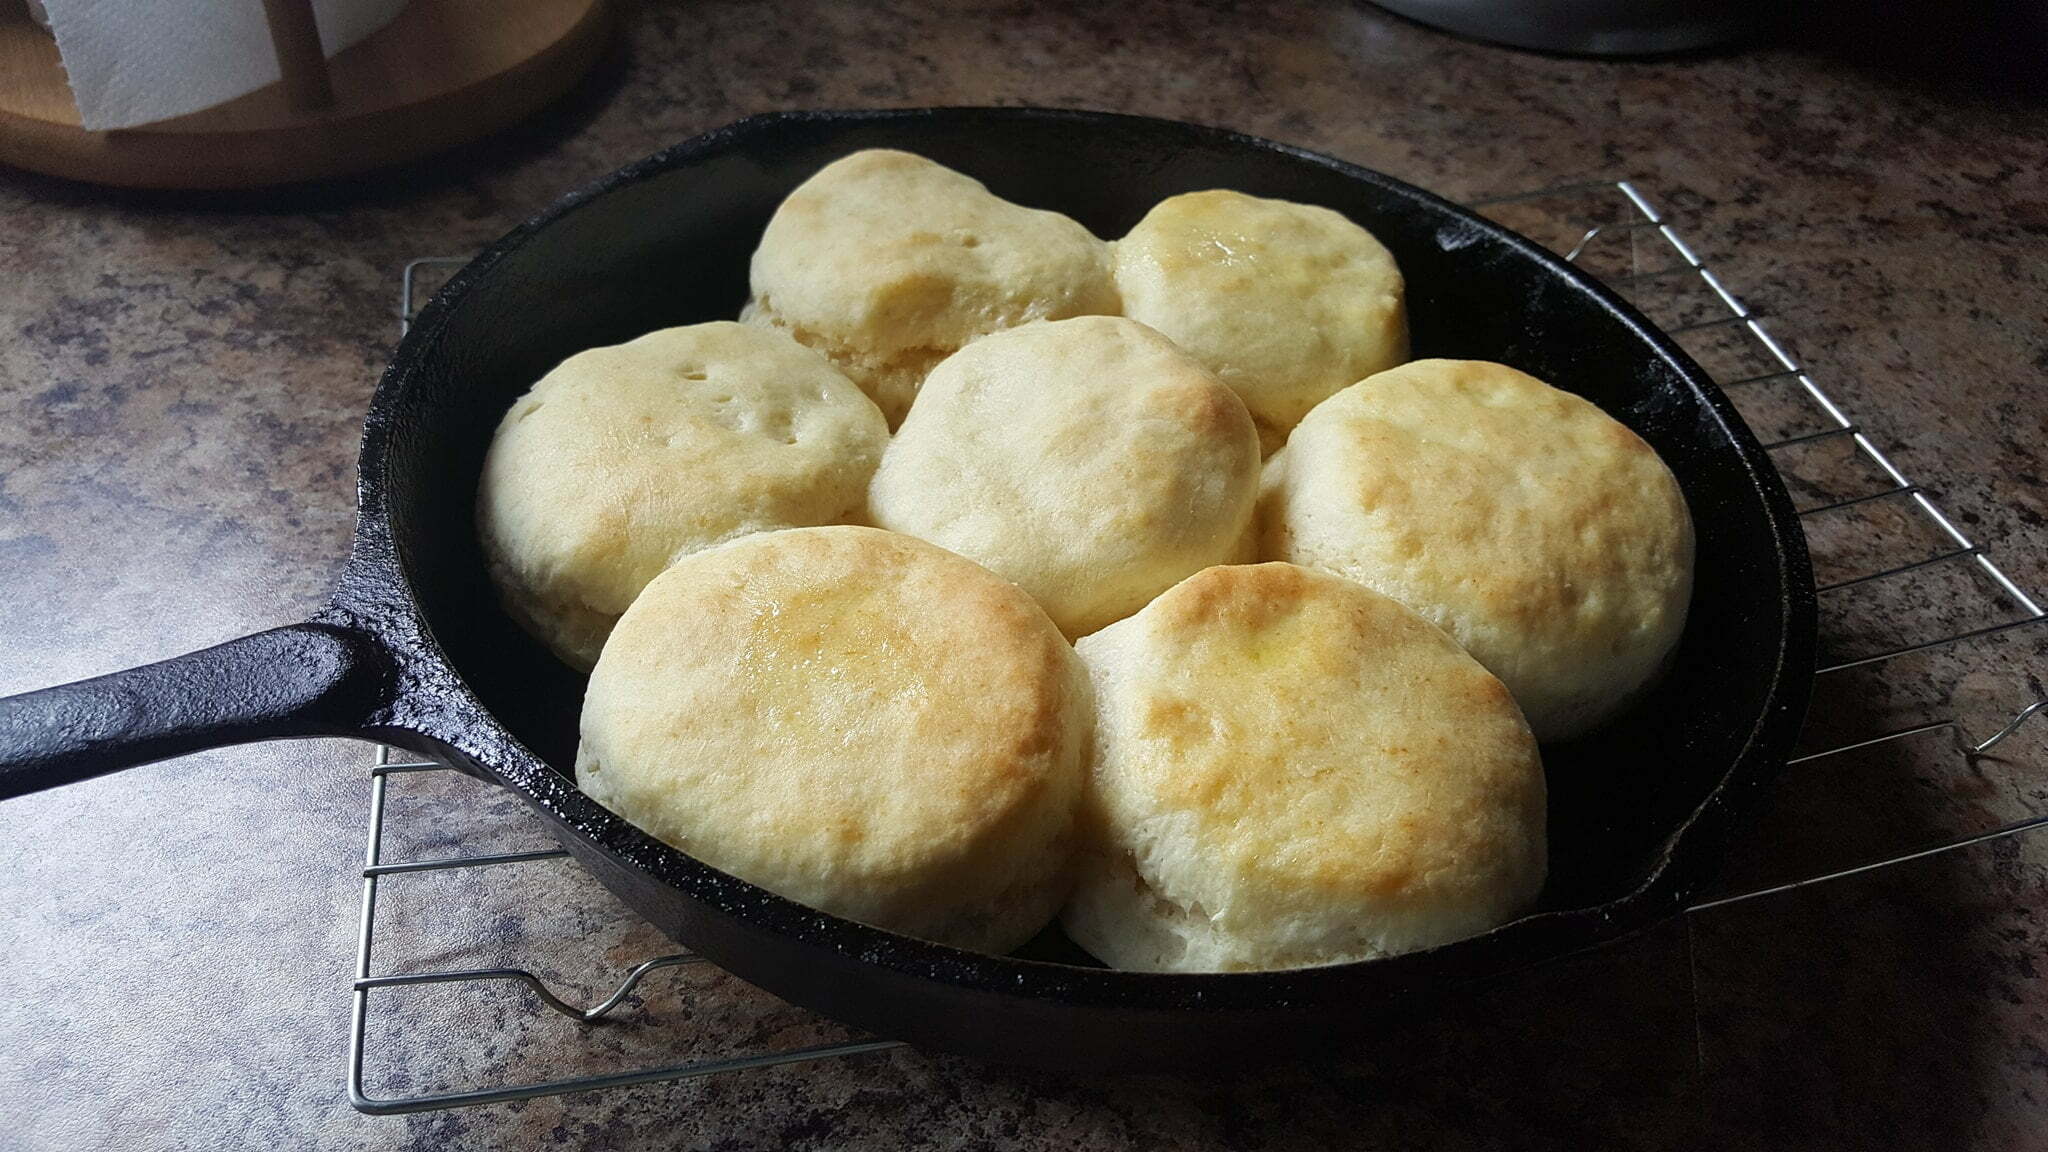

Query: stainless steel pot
left=1373, top=0, right=1771, bottom=55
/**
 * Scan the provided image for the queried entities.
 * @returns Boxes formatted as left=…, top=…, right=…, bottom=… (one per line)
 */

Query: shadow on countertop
left=1782, top=0, right=2048, bottom=99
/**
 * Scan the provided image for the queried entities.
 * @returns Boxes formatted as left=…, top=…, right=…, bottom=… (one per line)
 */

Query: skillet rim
left=348, top=106, right=1817, bottom=1012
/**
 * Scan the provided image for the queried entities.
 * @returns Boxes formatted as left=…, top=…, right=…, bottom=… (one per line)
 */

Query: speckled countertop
left=4, top=3, right=2047, bottom=1148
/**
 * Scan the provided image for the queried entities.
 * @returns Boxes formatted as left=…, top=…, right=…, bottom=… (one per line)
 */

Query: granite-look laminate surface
left=2, top=2, right=2045, bottom=1147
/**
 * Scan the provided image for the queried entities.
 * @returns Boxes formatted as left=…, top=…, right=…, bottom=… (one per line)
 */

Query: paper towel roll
left=42, top=0, right=409, bottom=130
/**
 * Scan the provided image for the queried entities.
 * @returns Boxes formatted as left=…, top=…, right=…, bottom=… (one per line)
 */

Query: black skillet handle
left=0, top=621, right=395, bottom=800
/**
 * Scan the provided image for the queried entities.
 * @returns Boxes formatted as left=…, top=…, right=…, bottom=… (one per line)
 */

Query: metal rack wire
left=347, top=181, right=2047, bottom=1114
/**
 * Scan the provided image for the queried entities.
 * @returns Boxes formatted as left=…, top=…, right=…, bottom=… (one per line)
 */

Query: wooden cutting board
left=0, top=0, right=611, bottom=189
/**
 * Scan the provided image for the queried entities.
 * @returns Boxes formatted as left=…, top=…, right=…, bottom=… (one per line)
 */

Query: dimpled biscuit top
left=1063, top=563, right=1547, bottom=973
left=1113, top=189, right=1409, bottom=453
left=742, top=149, right=1121, bottom=426
left=576, top=527, right=1091, bottom=954
left=476, top=322, right=888, bottom=671
left=868, top=316, right=1261, bottom=638
left=1261, top=359, right=1695, bottom=741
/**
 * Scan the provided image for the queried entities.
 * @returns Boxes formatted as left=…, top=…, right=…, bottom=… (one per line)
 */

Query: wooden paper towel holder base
left=0, top=0, right=611, bottom=189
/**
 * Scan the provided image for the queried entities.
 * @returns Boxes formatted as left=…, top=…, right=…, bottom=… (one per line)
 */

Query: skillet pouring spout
left=0, top=618, right=400, bottom=799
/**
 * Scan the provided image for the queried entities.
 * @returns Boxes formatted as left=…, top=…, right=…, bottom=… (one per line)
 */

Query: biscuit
left=476, top=322, right=888, bottom=670
left=576, top=526, right=1090, bottom=954
left=743, top=149, right=1120, bottom=426
left=1113, top=189, right=1409, bottom=453
left=868, top=316, right=1261, bottom=638
left=1260, top=359, right=1695, bottom=740
left=1063, top=563, right=1547, bottom=972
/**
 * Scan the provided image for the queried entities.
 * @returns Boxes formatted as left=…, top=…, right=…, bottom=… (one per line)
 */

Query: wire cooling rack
left=348, top=181, right=2048, bottom=1114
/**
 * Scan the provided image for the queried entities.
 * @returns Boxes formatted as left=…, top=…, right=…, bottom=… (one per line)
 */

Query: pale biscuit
left=577, top=527, right=1090, bottom=954
left=1113, top=189, right=1409, bottom=453
left=743, top=149, right=1120, bottom=426
left=476, top=322, right=888, bottom=670
left=868, top=316, right=1261, bottom=638
left=1063, top=563, right=1547, bottom=972
left=1261, top=359, right=1695, bottom=740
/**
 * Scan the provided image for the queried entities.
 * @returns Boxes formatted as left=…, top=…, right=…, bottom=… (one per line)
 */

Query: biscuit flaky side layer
left=739, top=296, right=951, bottom=430
left=475, top=322, right=889, bottom=670
left=577, top=526, right=1091, bottom=954
left=1064, top=563, right=1547, bottom=973
left=1260, top=358, right=1696, bottom=741
left=742, top=149, right=1120, bottom=426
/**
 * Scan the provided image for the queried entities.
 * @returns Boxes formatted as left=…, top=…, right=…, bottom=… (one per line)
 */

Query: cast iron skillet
left=0, top=108, right=1814, bottom=1072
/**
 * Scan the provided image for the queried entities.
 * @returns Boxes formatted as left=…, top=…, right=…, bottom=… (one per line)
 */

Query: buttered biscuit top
left=868, top=316, right=1261, bottom=639
left=1064, top=563, right=1547, bottom=973
left=1261, top=359, right=1695, bottom=741
left=476, top=322, right=888, bottom=670
left=576, top=526, right=1091, bottom=954
left=1113, top=189, right=1409, bottom=453
left=743, top=149, right=1120, bottom=426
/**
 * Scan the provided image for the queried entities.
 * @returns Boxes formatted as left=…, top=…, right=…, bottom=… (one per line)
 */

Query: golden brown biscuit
left=476, top=322, right=888, bottom=670
left=1063, top=563, right=1547, bottom=972
left=577, top=526, right=1091, bottom=954
left=868, top=316, right=1261, bottom=638
left=743, top=149, right=1120, bottom=425
left=1260, top=359, right=1695, bottom=740
left=1113, top=189, right=1408, bottom=453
